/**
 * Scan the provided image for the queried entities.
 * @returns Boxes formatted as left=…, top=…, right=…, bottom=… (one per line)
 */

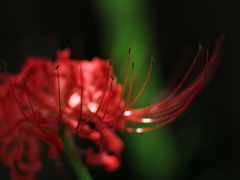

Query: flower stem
left=61, top=134, right=93, bottom=180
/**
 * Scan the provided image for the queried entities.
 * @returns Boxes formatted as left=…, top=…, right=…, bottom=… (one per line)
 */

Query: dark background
left=0, top=0, right=239, bottom=180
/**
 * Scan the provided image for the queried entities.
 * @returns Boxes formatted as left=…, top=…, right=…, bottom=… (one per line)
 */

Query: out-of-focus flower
left=0, top=38, right=223, bottom=179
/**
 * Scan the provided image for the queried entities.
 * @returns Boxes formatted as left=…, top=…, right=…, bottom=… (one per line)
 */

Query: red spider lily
left=0, top=37, right=223, bottom=179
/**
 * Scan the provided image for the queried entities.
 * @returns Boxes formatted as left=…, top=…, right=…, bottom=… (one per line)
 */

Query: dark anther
left=23, top=78, right=26, bottom=84
left=131, top=62, right=134, bottom=68
left=55, top=65, right=60, bottom=69
left=151, top=58, right=155, bottom=65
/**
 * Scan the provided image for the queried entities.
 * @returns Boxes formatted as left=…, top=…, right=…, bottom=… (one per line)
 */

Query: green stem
left=61, top=134, right=93, bottom=180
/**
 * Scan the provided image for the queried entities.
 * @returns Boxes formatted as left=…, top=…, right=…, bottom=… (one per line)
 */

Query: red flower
left=0, top=38, right=223, bottom=179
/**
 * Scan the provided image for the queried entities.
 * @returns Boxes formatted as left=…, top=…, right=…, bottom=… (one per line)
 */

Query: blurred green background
left=0, top=0, right=239, bottom=180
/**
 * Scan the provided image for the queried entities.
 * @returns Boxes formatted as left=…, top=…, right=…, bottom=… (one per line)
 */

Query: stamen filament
left=127, top=58, right=155, bottom=109
left=155, top=45, right=202, bottom=105
left=112, top=48, right=131, bottom=115
left=1, top=61, right=38, bottom=126
left=75, top=63, right=83, bottom=130
left=23, top=79, right=56, bottom=135
left=104, top=61, right=134, bottom=122
left=85, top=60, right=111, bottom=124
left=122, top=62, right=134, bottom=109
left=94, top=76, right=114, bottom=131
left=55, top=65, right=62, bottom=124
left=23, top=78, right=45, bottom=130
left=125, top=50, right=209, bottom=133
left=127, top=46, right=204, bottom=117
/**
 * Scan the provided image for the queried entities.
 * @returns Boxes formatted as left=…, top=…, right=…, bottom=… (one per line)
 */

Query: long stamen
left=104, top=61, right=134, bottom=122
left=23, top=78, right=44, bottom=130
left=23, top=78, right=57, bottom=135
left=125, top=72, right=203, bottom=133
left=128, top=46, right=204, bottom=117
left=55, top=65, right=62, bottom=124
left=94, top=76, right=114, bottom=131
left=123, top=62, right=134, bottom=109
left=127, top=58, right=155, bottom=109
left=85, top=60, right=111, bottom=124
left=112, top=48, right=131, bottom=114
left=75, top=63, right=83, bottom=130
left=157, top=45, right=202, bottom=105
left=125, top=50, right=209, bottom=133
left=1, top=61, right=38, bottom=126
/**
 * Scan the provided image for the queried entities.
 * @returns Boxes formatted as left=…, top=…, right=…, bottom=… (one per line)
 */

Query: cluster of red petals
left=0, top=48, right=125, bottom=179
left=0, top=37, right=223, bottom=179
